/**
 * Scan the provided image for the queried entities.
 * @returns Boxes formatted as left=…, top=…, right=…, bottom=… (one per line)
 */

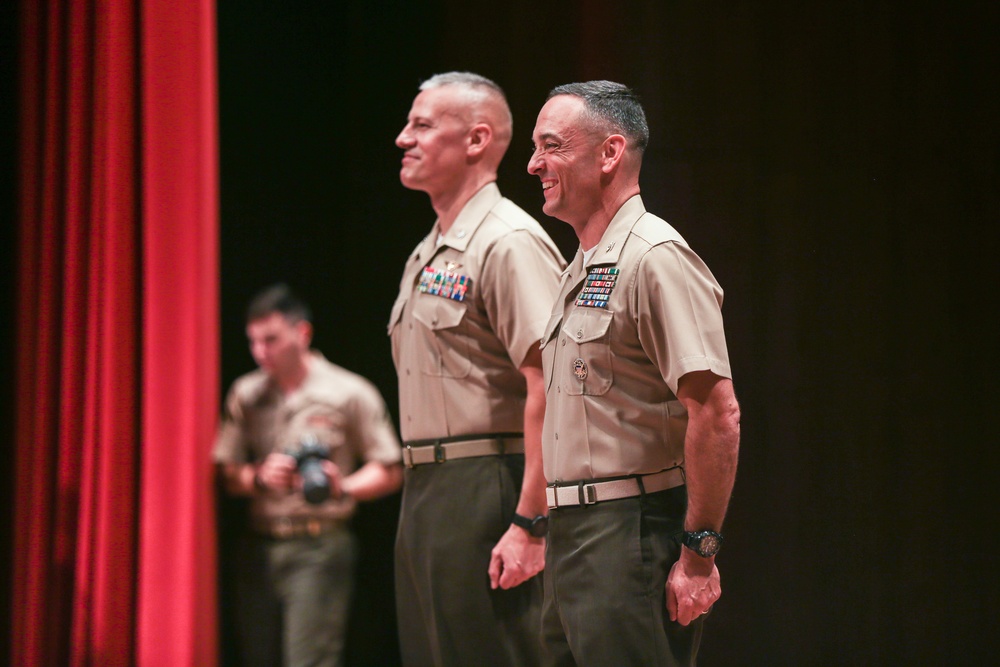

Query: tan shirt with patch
left=388, top=183, right=566, bottom=441
left=213, top=352, right=401, bottom=521
left=540, top=195, right=732, bottom=483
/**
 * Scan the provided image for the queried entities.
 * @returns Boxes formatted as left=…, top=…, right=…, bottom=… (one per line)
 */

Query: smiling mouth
left=542, top=181, right=555, bottom=191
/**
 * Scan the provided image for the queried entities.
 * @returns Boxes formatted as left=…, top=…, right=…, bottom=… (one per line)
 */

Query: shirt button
left=555, top=433, right=559, bottom=440
left=576, top=330, right=583, bottom=339
left=561, top=339, right=566, bottom=346
left=432, top=317, right=439, bottom=325
left=406, top=369, right=411, bottom=376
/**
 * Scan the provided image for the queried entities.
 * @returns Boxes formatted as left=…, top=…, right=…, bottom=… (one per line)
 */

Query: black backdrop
left=4, top=1, right=998, bottom=665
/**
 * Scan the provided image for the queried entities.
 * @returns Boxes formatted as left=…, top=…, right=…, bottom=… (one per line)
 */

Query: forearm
left=516, top=349, right=548, bottom=517
left=679, top=376, right=741, bottom=533
left=683, top=416, right=739, bottom=533
left=218, top=462, right=258, bottom=497
left=341, top=461, right=403, bottom=501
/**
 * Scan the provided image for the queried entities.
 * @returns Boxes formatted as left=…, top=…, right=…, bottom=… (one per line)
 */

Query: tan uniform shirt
left=540, top=195, right=732, bottom=482
left=213, top=352, right=401, bottom=522
left=388, top=183, right=565, bottom=440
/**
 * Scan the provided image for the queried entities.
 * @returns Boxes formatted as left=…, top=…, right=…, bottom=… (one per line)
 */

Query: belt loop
left=403, top=445, right=414, bottom=469
left=497, top=437, right=506, bottom=456
left=635, top=474, right=647, bottom=503
left=550, top=484, right=559, bottom=509
left=577, top=481, right=586, bottom=506
left=434, top=440, right=446, bottom=464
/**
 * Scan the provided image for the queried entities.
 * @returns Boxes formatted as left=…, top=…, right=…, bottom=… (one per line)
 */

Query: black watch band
left=681, top=530, right=724, bottom=558
left=511, top=513, right=548, bottom=538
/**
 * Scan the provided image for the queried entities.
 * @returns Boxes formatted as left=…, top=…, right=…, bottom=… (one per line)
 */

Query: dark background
left=5, top=1, right=999, bottom=665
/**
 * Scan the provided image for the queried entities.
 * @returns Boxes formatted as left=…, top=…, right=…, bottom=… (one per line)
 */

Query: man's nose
left=527, top=150, right=542, bottom=175
left=396, top=128, right=413, bottom=149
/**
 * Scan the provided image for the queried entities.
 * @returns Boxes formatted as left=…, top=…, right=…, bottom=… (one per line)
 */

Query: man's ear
left=296, top=319, right=313, bottom=347
left=467, top=123, right=493, bottom=158
left=601, top=134, right=628, bottom=173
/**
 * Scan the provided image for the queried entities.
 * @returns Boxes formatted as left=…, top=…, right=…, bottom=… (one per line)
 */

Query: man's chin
left=399, top=173, right=420, bottom=190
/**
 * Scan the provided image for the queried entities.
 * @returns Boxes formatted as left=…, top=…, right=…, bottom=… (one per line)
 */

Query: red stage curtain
left=137, top=0, right=220, bottom=664
left=12, top=1, right=219, bottom=665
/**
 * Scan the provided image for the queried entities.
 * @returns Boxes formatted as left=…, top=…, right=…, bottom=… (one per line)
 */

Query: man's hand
left=666, top=549, right=721, bottom=626
left=319, top=459, right=345, bottom=498
left=255, top=452, right=297, bottom=492
left=488, top=525, right=545, bottom=590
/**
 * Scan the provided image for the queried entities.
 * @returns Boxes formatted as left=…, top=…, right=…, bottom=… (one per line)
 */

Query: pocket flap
left=561, top=308, right=613, bottom=344
left=411, top=295, right=467, bottom=331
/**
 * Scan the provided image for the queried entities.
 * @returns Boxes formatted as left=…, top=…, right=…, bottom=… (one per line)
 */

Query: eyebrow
left=533, top=131, right=561, bottom=143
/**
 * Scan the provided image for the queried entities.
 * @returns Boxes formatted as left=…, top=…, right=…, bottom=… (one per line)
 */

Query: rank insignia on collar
left=575, top=266, right=619, bottom=308
left=419, top=266, right=472, bottom=302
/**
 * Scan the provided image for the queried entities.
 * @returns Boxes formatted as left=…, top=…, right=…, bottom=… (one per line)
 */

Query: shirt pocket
left=410, top=295, right=472, bottom=378
left=560, top=308, right=614, bottom=396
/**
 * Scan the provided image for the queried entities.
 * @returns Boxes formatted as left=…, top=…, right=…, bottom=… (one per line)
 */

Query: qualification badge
left=573, top=357, right=588, bottom=381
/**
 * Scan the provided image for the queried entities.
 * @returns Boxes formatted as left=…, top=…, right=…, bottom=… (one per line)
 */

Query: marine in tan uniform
left=528, top=81, right=741, bottom=666
left=214, top=284, right=402, bottom=667
left=389, top=72, right=566, bottom=666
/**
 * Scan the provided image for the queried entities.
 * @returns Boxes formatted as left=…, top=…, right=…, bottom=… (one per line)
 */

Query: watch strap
left=511, top=513, right=548, bottom=537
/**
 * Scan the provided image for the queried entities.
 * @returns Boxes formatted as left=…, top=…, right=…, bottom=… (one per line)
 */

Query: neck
left=275, top=354, right=310, bottom=394
left=430, top=172, right=496, bottom=234
left=575, top=183, right=641, bottom=249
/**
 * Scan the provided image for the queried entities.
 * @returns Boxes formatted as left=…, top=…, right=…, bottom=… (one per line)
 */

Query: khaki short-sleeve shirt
left=213, top=352, right=401, bottom=521
left=540, top=195, right=732, bottom=482
left=388, top=183, right=566, bottom=441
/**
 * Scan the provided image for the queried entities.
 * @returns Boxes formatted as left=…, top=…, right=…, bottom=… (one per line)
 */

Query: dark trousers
left=542, top=486, right=705, bottom=667
left=234, top=529, right=357, bottom=667
left=395, top=454, right=544, bottom=667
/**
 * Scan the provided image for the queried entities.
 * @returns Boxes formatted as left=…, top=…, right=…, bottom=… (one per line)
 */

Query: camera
left=288, top=434, right=332, bottom=504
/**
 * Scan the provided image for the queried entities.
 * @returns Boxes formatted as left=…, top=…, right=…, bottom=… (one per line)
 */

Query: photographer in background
left=214, top=283, right=403, bottom=667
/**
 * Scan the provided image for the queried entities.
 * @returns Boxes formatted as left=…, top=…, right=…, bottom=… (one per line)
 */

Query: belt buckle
left=274, top=517, right=293, bottom=539
left=434, top=440, right=446, bottom=464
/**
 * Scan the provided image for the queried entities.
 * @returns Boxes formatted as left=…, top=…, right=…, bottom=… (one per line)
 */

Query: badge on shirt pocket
left=561, top=308, right=614, bottom=396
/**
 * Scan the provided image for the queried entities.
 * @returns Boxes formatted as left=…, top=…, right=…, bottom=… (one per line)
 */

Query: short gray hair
left=420, top=71, right=505, bottom=97
left=548, top=80, right=649, bottom=153
left=419, top=71, right=513, bottom=130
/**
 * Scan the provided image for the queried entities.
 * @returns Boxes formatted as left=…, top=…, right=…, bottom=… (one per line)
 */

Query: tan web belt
left=402, top=433, right=525, bottom=468
left=546, top=467, right=686, bottom=509
left=252, top=516, right=347, bottom=539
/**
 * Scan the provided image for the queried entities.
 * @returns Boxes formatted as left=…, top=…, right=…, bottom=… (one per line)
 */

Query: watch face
left=699, top=534, right=721, bottom=557
left=685, top=530, right=723, bottom=557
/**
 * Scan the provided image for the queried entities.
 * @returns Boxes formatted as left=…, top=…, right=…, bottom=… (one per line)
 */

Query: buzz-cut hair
left=548, top=80, right=649, bottom=153
left=246, top=283, right=312, bottom=325
left=420, top=71, right=505, bottom=98
left=419, top=71, right=513, bottom=130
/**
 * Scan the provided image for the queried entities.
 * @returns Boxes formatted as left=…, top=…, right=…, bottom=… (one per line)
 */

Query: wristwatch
left=681, top=530, right=724, bottom=558
left=511, top=513, right=548, bottom=538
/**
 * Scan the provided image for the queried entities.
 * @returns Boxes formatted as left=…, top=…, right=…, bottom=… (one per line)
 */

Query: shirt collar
left=432, top=182, right=501, bottom=253
left=584, top=194, right=646, bottom=269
